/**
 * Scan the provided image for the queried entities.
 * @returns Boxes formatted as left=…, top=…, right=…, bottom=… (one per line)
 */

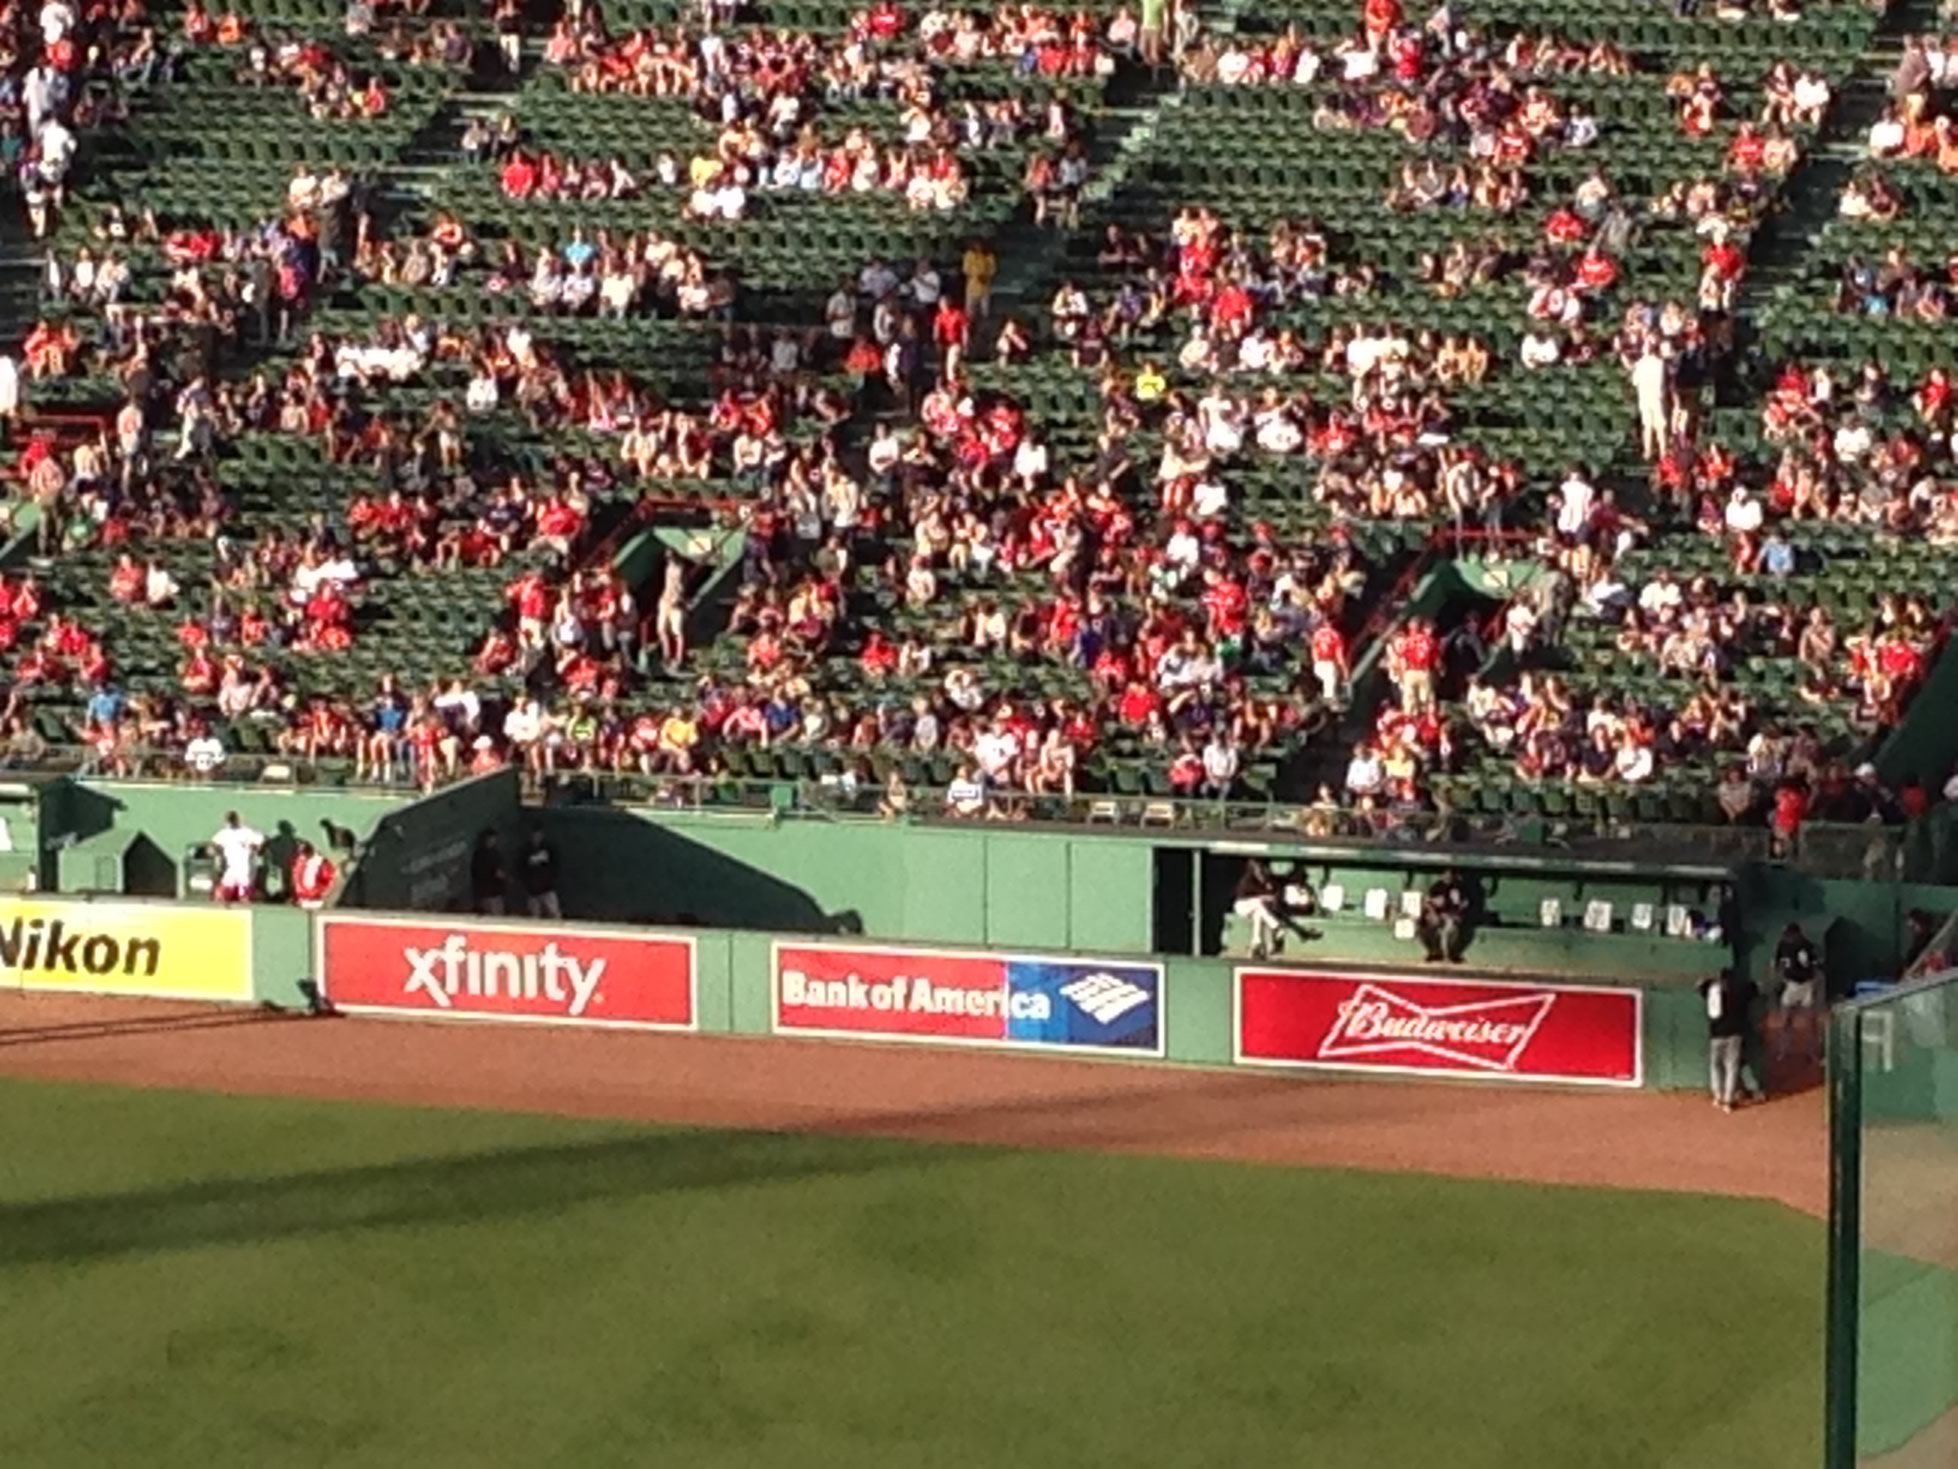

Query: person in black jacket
left=1232, top=860, right=1316, bottom=959
left=470, top=829, right=508, bottom=916
left=520, top=827, right=562, bottom=920
left=1419, top=869, right=1470, bottom=963
left=1771, top=922, right=1823, bottom=1066
left=1698, top=970, right=1758, bottom=1111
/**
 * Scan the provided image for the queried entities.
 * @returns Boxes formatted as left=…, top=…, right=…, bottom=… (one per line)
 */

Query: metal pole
left=1823, top=1003, right=1863, bottom=1468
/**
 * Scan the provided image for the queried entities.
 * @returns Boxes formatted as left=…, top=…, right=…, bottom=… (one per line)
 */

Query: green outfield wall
left=536, top=806, right=1156, bottom=952
left=534, top=808, right=1958, bottom=992
left=533, top=808, right=1737, bottom=981
left=51, top=780, right=423, bottom=899
left=19, top=770, right=1957, bottom=994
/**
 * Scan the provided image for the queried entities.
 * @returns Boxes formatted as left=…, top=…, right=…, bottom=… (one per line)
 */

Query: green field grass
left=0, top=1079, right=1820, bottom=1468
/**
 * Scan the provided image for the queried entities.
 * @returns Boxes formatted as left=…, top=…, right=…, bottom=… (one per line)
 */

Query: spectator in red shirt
left=1771, top=778, right=1809, bottom=854
left=1311, top=622, right=1349, bottom=703
left=932, top=298, right=969, bottom=379
left=1899, top=777, right=1930, bottom=820
left=1389, top=617, right=1440, bottom=714
left=290, top=841, right=337, bottom=910
left=500, top=151, right=539, bottom=199
left=1116, top=679, right=1162, bottom=727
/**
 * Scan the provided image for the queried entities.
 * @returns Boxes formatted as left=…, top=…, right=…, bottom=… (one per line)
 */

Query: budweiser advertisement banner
left=319, top=916, right=696, bottom=1030
left=773, top=942, right=1164, bottom=1055
left=1234, top=968, right=1642, bottom=1087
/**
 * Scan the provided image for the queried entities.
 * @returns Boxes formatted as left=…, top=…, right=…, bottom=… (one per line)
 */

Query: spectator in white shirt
left=826, top=283, right=857, bottom=340
left=1520, top=330, right=1561, bottom=370
left=858, top=259, right=899, bottom=299
left=1338, top=38, right=1379, bottom=80
left=1581, top=566, right=1630, bottom=617
left=1012, top=434, right=1049, bottom=486
left=1639, top=570, right=1683, bottom=619
left=1613, top=739, right=1655, bottom=783
left=945, top=765, right=989, bottom=817
left=184, top=732, right=227, bottom=775
left=39, top=0, right=74, bottom=43
left=974, top=721, right=1019, bottom=781
left=1723, top=487, right=1764, bottom=535
left=38, top=117, right=75, bottom=183
left=1503, top=601, right=1538, bottom=656
left=1554, top=469, right=1596, bottom=539
left=1344, top=743, right=1385, bottom=797
left=906, top=260, right=942, bottom=308
left=1191, top=474, right=1231, bottom=519
left=434, top=679, right=482, bottom=732
left=1164, top=521, right=1202, bottom=569
left=1793, top=72, right=1831, bottom=124
left=943, top=666, right=986, bottom=713
left=1201, top=734, right=1240, bottom=797
left=503, top=698, right=544, bottom=752
left=1832, top=420, right=1873, bottom=462
left=143, top=561, right=179, bottom=607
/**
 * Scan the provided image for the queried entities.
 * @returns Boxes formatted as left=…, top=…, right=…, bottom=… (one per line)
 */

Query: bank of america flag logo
left=1060, top=972, right=1153, bottom=1025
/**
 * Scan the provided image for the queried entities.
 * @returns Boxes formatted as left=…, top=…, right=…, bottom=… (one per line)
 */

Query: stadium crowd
left=0, top=0, right=1945, bottom=841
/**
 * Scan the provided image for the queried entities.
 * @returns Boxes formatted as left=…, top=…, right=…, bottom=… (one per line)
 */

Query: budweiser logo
left=404, top=935, right=606, bottom=1017
left=1319, top=983, right=1554, bottom=1073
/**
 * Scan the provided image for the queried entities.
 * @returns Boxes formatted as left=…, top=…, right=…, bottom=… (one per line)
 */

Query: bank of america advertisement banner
left=772, top=942, right=1164, bottom=1055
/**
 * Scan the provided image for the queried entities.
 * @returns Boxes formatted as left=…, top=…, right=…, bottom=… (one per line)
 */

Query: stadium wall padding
left=297, top=919, right=1703, bottom=1087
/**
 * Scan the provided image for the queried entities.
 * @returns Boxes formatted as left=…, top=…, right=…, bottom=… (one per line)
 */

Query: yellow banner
left=0, top=898, right=252, bottom=1001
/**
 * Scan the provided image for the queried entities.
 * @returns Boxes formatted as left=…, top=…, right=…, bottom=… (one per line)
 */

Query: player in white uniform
left=209, top=811, right=264, bottom=903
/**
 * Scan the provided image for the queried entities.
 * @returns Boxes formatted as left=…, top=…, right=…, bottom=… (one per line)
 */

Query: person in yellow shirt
left=1136, top=361, right=1167, bottom=403
left=961, top=240, right=998, bottom=321
left=659, top=709, right=700, bottom=774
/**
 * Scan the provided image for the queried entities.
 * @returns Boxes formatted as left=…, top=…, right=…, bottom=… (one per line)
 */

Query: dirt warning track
left=0, top=991, right=1827, bottom=1216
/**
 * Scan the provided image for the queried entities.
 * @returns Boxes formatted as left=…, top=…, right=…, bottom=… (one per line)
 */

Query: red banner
left=319, top=916, right=695, bottom=1030
left=1235, top=968, right=1642, bottom=1087
left=776, top=944, right=1007, bottom=1041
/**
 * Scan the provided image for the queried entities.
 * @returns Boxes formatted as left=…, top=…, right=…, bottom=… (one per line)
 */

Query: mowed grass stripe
left=0, top=1080, right=1821, bottom=1468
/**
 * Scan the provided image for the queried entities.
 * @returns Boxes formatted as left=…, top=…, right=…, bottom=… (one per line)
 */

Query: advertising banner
left=1235, top=968, right=1642, bottom=1087
left=0, top=896, right=253, bottom=1001
left=320, top=916, right=696, bottom=1030
left=773, top=941, right=1164, bottom=1055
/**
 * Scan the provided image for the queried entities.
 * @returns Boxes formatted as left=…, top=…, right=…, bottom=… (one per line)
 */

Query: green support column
left=1824, top=1004, right=1863, bottom=1469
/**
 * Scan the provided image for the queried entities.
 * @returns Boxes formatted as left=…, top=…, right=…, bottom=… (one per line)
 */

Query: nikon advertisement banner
left=0, top=897, right=253, bottom=1002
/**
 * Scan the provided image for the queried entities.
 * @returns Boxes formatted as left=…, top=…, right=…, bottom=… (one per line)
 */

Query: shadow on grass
left=0, top=1127, right=948, bottom=1267
left=0, top=1067, right=1370, bottom=1268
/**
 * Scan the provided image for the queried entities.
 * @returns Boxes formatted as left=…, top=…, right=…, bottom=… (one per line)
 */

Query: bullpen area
left=0, top=993, right=1826, bottom=1469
